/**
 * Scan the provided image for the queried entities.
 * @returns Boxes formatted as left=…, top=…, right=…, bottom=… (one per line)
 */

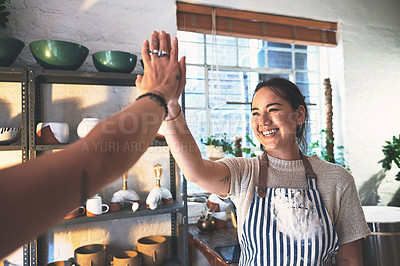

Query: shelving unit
left=0, top=67, right=30, bottom=266
left=23, top=68, right=189, bottom=265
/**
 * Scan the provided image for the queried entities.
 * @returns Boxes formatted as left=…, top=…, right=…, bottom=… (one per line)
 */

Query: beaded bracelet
left=136, top=92, right=168, bottom=119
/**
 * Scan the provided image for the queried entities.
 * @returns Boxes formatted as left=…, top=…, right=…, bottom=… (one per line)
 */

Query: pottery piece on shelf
left=36, top=122, right=69, bottom=144
left=137, top=235, right=167, bottom=266
left=45, top=258, right=75, bottom=266
left=74, top=244, right=106, bottom=266
left=29, top=39, right=89, bottom=70
left=113, top=250, right=140, bottom=266
left=110, top=172, right=141, bottom=212
left=86, top=194, right=109, bottom=217
left=146, top=187, right=173, bottom=210
left=111, top=189, right=141, bottom=212
left=146, top=164, right=173, bottom=210
left=0, top=127, right=21, bottom=145
left=92, top=50, right=137, bottom=73
left=77, top=118, right=99, bottom=139
left=0, top=35, right=25, bottom=67
left=63, top=206, right=85, bottom=219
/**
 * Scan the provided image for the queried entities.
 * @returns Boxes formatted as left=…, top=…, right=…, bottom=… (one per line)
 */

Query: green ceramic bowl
left=29, top=40, right=89, bottom=70
left=0, top=35, right=25, bottom=67
left=92, top=51, right=137, bottom=73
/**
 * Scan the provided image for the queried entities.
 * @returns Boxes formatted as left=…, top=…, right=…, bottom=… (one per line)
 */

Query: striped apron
left=239, top=152, right=339, bottom=265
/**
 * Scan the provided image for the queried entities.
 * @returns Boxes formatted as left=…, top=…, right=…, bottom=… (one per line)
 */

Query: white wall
left=1, top=0, right=400, bottom=264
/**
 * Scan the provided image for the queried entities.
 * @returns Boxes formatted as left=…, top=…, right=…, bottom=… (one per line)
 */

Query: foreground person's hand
left=136, top=31, right=184, bottom=104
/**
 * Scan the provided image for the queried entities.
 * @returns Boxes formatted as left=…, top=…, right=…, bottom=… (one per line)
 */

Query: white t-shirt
left=220, top=153, right=371, bottom=245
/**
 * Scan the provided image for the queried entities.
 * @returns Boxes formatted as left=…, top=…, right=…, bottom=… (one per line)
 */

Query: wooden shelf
left=32, top=69, right=138, bottom=86
left=0, top=145, right=23, bottom=151
left=58, top=201, right=184, bottom=227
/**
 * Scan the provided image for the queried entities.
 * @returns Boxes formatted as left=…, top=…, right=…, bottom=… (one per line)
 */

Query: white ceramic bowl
left=77, top=118, right=100, bottom=139
left=0, top=127, right=21, bottom=145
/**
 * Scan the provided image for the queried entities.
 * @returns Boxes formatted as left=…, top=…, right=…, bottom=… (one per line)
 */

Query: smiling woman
left=251, top=78, right=308, bottom=159
left=161, top=72, right=370, bottom=264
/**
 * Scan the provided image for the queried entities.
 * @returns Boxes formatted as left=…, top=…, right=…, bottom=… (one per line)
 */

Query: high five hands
left=136, top=30, right=186, bottom=120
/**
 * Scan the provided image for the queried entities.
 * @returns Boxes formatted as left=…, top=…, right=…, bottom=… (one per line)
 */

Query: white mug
left=86, top=195, right=109, bottom=217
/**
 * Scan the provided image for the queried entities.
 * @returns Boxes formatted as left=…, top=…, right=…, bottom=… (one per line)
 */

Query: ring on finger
left=149, top=49, right=159, bottom=56
left=158, top=50, right=169, bottom=57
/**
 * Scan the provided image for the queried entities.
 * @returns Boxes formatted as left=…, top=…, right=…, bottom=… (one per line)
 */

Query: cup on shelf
left=137, top=235, right=167, bottom=266
left=64, top=206, right=85, bottom=219
left=45, top=258, right=75, bottom=266
left=36, top=122, right=69, bottom=144
left=86, top=194, right=109, bottom=217
left=112, top=250, right=140, bottom=266
left=74, top=244, right=106, bottom=266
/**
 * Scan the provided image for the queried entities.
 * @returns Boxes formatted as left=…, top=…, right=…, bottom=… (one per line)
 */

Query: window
left=178, top=31, right=327, bottom=194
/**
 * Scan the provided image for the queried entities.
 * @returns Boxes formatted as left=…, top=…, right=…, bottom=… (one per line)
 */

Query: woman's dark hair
left=252, top=77, right=309, bottom=152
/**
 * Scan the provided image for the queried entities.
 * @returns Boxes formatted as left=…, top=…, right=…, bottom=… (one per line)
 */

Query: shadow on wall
left=359, top=169, right=400, bottom=206
left=2, top=260, right=19, bottom=265
left=0, top=99, right=22, bottom=128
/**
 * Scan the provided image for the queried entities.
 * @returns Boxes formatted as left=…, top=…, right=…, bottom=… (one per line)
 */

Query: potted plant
left=379, top=134, right=400, bottom=181
left=0, top=0, right=25, bottom=67
left=233, top=135, right=263, bottom=158
left=201, top=134, right=233, bottom=160
left=308, top=129, right=349, bottom=170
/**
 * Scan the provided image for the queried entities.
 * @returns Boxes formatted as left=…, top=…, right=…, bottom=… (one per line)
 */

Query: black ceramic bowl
left=92, top=51, right=137, bottom=73
left=29, top=40, right=89, bottom=70
left=0, top=35, right=25, bottom=67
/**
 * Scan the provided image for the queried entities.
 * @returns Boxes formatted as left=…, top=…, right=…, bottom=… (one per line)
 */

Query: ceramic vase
left=77, top=118, right=99, bottom=139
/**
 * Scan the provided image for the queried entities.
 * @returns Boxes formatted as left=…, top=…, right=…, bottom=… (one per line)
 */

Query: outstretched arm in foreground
left=0, top=30, right=182, bottom=259
left=137, top=42, right=231, bottom=197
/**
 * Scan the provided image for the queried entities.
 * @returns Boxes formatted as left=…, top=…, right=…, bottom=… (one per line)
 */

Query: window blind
left=176, top=2, right=338, bottom=47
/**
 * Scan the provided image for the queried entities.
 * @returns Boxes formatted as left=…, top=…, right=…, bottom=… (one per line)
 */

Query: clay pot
left=137, top=235, right=167, bottom=266
left=74, top=244, right=106, bottom=266
left=213, top=211, right=228, bottom=229
left=112, top=250, right=139, bottom=266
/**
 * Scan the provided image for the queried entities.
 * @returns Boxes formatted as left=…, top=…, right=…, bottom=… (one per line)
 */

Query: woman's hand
left=136, top=31, right=185, bottom=104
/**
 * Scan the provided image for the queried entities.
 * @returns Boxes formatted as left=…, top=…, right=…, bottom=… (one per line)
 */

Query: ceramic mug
left=74, top=244, right=106, bottom=266
left=137, top=235, right=167, bottom=266
left=86, top=195, right=109, bottom=217
left=112, top=250, right=139, bottom=266
left=64, top=206, right=85, bottom=219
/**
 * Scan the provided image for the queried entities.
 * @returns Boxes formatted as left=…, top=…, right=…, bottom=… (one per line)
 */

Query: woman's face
left=251, top=86, right=305, bottom=159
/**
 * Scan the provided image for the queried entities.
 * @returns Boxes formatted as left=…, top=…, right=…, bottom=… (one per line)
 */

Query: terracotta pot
left=74, top=244, right=106, bottom=266
left=213, top=211, right=228, bottom=229
left=137, top=235, right=167, bottom=266
left=112, top=250, right=139, bottom=266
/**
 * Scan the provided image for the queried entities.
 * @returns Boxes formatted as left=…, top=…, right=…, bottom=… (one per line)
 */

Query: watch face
left=215, top=244, right=241, bottom=263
